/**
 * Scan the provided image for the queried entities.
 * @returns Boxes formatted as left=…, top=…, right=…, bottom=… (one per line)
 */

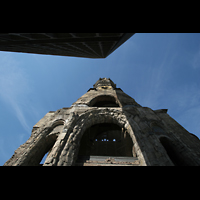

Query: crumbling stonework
left=4, top=78, right=200, bottom=166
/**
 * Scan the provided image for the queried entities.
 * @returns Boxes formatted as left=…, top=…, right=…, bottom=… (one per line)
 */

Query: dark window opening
left=38, top=125, right=64, bottom=166
left=38, top=134, right=57, bottom=166
left=78, top=123, right=134, bottom=157
left=159, top=137, right=188, bottom=166
left=93, top=100, right=119, bottom=107
left=24, top=133, right=58, bottom=166
left=101, top=86, right=108, bottom=89
left=39, top=140, right=55, bottom=166
left=26, top=124, right=62, bottom=166
left=90, top=95, right=120, bottom=107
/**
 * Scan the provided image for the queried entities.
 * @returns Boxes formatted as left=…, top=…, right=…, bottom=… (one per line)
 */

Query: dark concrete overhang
left=0, top=33, right=135, bottom=58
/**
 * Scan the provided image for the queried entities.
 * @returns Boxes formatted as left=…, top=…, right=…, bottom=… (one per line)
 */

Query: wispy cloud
left=170, top=83, right=200, bottom=110
left=192, top=48, right=200, bottom=69
left=141, top=41, right=177, bottom=109
left=0, top=53, right=32, bottom=134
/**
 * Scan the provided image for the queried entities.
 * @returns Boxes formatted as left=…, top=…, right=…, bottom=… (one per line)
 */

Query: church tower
left=4, top=78, right=200, bottom=166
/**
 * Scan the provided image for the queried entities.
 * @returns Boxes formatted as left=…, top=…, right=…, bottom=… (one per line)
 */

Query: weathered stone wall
left=4, top=78, right=200, bottom=166
left=3, top=112, right=66, bottom=166
left=55, top=108, right=146, bottom=166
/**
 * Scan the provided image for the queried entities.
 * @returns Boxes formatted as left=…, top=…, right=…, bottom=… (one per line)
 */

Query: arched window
left=38, top=134, right=58, bottom=166
left=77, top=123, right=134, bottom=157
left=89, top=95, right=120, bottom=107
left=159, top=137, right=188, bottom=166
left=24, top=123, right=64, bottom=166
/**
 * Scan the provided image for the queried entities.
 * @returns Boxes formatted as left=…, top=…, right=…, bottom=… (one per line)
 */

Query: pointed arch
left=89, top=95, right=120, bottom=107
left=78, top=122, right=134, bottom=157
left=22, top=121, right=65, bottom=166
left=159, top=136, right=189, bottom=166
left=56, top=109, right=145, bottom=166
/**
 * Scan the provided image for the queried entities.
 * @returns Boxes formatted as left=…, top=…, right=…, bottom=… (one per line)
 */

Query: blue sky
left=0, top=33, right=200, bottom=165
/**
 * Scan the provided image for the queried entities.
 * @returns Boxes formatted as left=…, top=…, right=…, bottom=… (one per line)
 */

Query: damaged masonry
left=4, top=78, right=200, bottom=166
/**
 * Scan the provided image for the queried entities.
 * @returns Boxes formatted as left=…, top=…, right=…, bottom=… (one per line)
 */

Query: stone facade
left=4, top=78, right=200, bottom=166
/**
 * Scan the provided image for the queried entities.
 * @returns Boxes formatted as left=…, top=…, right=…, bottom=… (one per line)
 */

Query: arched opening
left=89, top=95, right=120, bottom=107
left=24, top=133, right=58, bottom=166
left=159, top=137, right=188, bottom=166
left=23, top=123, right=64, bottom=166
left=59, top=110, right=142, bottom=166
left=38, top=134, right=58, bottom=166
left=75, top=122, right=138, bottom=165
left=77, top=123, right=134, bottom=159
left=38, top=123, right=64, bottom=166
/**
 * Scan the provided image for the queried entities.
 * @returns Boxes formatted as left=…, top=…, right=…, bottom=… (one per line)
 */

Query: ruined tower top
left=4, top=77, right=200, bottom=166
left=93, top=78, right=116, bottom=90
